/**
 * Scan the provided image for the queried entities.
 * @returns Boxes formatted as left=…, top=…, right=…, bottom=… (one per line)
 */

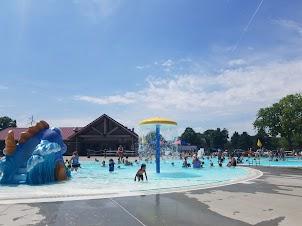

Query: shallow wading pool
left=0, top=160, right=262, bottom=204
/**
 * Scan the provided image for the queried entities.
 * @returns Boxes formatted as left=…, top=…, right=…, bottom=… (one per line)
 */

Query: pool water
left=0, top=159, right=259, bottom=204
left=240, top=157, right=302, bottom=167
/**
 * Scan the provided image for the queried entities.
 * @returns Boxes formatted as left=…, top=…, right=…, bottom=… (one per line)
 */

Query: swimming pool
left=0, top=160, right=261, bottom=204
left=240, top=157, right=302, bottom=167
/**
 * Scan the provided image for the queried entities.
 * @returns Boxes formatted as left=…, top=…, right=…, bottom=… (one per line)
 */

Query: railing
left=86, top=149, right=138, bottom=157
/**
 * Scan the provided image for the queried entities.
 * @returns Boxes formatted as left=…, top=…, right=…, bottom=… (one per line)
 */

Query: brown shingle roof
left=0, top=127, right=82, bottom=141
left=68, top=114, right=138, bottom=140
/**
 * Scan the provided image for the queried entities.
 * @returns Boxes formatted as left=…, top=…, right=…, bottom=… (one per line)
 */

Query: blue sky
left=0, top=0, right=302, bottom=135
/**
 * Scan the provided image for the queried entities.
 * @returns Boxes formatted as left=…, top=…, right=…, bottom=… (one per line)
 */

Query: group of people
left=268, top=150, right=286, bottom=161
left=181, top=152, right=237, bottom=168
left=65, top=146, right=148, bottom=182
left=65, top=146, right=241, bottom=184
left=95, top=158, right=147, bottom=182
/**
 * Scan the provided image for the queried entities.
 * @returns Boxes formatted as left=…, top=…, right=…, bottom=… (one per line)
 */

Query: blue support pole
left=155, top=124, right=161, bottom=173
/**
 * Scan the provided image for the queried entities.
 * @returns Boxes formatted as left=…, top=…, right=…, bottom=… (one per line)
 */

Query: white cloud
left=273, top=19, right=302, bottom=36
left=74, top=92, right=137, bottom=105
left=77, top=60, right=302, bottom=110
left=161, top=59, right=174, bottom=67
left=75, top=59, right=302, bottom=134
left=228, top=59, right=247, bottom=67
left=136, top=65, right=150, bottom=70
left=46, top=117, right=95, bottom=127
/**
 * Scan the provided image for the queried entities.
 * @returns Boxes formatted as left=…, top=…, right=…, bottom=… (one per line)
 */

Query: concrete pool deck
left=0, top=166, right=301, bottom=226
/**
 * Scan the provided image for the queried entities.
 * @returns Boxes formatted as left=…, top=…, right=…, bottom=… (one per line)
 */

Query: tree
left=255, top=128, right=280, bottom=150
left=180, top=127, right=197, bottom=145
left=144, top=131, right=165, bottom=145
left=195, top=132, right=207, bottom=148
left=203, top=129, right=215, bottom=148
left=230, top=131, right=253, bottom=150
left=238, top=132, right=253, bottom=150
left=230, top=132, right=240, bottom=149
left=212, top=128, right=228, bottom=149
left=254, top=94, right=302, bottom=150
left=180, top=128, right=207, bottom=148
left=204, top=128, right=229, bottom=149
left=0, top=116, right=17, bottom=131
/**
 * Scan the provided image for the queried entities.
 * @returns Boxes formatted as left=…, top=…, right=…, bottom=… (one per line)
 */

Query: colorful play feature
left=139, top=117, right=177, bottom=173
left=0, top=121, right=70, bottom=185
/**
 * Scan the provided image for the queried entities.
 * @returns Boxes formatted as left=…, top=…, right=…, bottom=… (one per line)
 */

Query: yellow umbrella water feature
left=139, top=117, right=177, bottom=173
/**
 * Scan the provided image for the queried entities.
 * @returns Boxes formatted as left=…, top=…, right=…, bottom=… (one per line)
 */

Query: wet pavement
left=0, top=166, right=301, bottom=226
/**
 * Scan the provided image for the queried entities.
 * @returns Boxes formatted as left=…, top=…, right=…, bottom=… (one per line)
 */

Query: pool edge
left=0, top=167, right=263, bottom=204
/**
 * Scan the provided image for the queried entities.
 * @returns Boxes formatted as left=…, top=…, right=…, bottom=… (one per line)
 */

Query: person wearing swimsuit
left=117, top=145, right=124, bottom=162
left=134, top=164, right=148, bottom=182
left=71, top=151, right=80, bottom=171
left=109, top=159, right=115, bottom=172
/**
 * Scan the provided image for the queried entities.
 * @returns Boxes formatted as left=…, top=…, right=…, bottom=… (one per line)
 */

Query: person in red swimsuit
left=117, top=145, right=124, bottom=162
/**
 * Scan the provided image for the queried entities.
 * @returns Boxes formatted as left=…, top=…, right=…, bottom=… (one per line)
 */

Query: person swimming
left=192, top=157, right=201, bottom=168
left=134, top=164, right=148, bottom=182
left=124, top=156, right=132, bottom=166
left=210, top=160, right=214, bottom=167
left=227, top=156, right=237, bottom=167
left=109, top=159, right=115, bottom=172
left=71, top=151, right=80, bottom=171
left=182, top=157, right=191, bottom=168
left=101, top=160, right=106, bottom=167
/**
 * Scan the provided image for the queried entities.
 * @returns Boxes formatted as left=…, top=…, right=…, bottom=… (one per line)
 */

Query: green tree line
left=180, top=127, right=273, bottom=151
left=180, top=93, right=302, bottom=151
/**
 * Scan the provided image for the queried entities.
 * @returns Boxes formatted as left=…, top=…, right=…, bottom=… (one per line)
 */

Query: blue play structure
left=0, top=121, right=70, bottom=185
left=155, top=125, right=161, bottom=173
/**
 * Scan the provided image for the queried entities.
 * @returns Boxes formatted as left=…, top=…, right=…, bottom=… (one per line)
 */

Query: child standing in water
left=109, top=159, right=115, bottom=172
left=71, top=151, right=80, bottom=171
left=134, top=164, right=148, bottom=182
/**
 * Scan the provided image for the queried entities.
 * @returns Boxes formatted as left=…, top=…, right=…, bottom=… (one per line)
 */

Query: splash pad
left=0, top=118, right=262, bottom=204
left=0, top=160, right=262, bottom=204
left=139, top=117, right=178, bottom=173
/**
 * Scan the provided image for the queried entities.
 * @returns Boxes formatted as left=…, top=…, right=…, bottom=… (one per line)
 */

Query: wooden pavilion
left=0, top=114, right=139, bottom=156
left=66, top=114, right=139, bottom=156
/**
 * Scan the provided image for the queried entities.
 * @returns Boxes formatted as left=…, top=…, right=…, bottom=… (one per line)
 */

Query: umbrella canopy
left=139, top=117, right=177, bottom=126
